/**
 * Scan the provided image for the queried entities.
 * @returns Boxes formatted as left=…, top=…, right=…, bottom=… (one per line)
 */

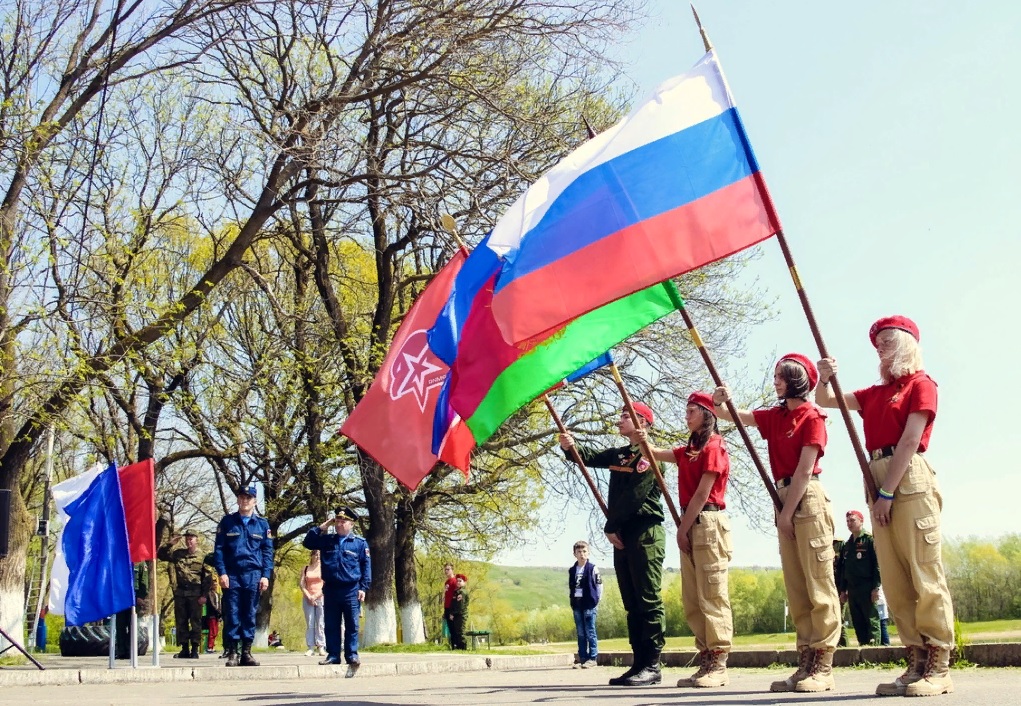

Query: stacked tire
left=59, top=623, right=150, bottom=656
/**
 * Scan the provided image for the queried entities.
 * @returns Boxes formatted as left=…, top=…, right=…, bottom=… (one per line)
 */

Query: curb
left=0, top=653, right=576, bottom=688
left=600, top=642, right=1021, bottom=669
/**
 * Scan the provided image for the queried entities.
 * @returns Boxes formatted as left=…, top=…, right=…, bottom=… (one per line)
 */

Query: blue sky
left=500, top=1, right=1021, bottom=569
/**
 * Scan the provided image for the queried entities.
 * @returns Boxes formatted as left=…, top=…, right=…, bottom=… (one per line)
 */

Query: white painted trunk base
left=400, top=601, right=426, bottom=644
left=0, top=586, right=25, bottom=652
left=361, top=601, right=396, bottom=647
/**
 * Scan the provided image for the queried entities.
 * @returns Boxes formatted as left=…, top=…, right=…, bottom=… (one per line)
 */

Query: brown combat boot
left=795, top=648, right=835, bottom=692
left=876, top=645, right=927, bottom=696
left=904, top=645, right=954, bottom=697
left=770, top=647, right=814, bottom=692
left=693, top=650, right=729, bottom=688
left=676, top=650, right=708, bottom=687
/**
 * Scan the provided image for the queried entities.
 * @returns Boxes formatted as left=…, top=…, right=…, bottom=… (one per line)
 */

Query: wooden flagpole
left=440, top=214, right=610, bottom=516
left=610, top=363, right=681, bottom=525
left=690, top=5, right=877, bottom=501
left=543, top=396, right=608, bottom=517
left=674, top=304, right=783, bottom=511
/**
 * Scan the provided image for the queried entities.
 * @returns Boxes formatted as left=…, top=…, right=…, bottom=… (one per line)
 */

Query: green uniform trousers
left=870, top=454, right=955, bottom=649
left=847, top=587, right=881, bottom=645
left=613, top=522, right=665, bottom=659
left=174, top=594, right=204, bottom=645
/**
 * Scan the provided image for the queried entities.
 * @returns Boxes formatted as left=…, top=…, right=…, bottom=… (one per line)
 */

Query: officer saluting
left=303, top=506, right=371, bottom=678
left=213, top=484, right=274, bottom=667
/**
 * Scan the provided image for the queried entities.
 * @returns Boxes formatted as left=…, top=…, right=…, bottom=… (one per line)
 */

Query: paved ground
left=0, top=664, right=1016, bottom=705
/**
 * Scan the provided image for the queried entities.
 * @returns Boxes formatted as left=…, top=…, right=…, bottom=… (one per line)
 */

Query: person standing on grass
left=447, top=574, right=470, bottom=650
left=569, top=541, right=602, bottom=669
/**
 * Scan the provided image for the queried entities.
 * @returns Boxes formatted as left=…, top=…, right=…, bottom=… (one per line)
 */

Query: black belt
left=682, top=503, right=721, bottom=513
left=776, top=474, right=820, bottom=488
left=870, top=446, right=896, bottom=461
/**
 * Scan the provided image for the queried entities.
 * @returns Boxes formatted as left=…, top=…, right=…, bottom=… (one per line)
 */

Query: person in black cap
left=303, top=506, right=372, bottom=677
left=213, top=484, right=274, bottom=667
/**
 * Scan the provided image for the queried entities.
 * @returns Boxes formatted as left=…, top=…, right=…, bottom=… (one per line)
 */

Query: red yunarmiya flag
left=340, top=251, right=474, bottom=489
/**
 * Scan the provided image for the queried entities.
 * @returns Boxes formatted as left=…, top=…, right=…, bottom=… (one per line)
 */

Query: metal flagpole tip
left=690, top=4, right=714, bottom=52
left=440, top=213, right=457, bottom=235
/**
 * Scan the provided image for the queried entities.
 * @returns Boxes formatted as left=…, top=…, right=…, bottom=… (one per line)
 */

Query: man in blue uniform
left=213, top=484, right=274, bottom=667
left=303, top=505, right=371, bottom=678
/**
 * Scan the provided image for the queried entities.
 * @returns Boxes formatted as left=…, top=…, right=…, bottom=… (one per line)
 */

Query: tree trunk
left=359, top=455, right=396, bottom=646
left=0, top=490, right=29, bottom=651
left=394, top=493, right=425, bottom=644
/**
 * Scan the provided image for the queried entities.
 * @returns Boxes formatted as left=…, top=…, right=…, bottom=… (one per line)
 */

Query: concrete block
left=860, top=645, right=903, bottom=664
left=487, top=655, right=567, bottom=670
left=0, top=668, right=81, bottom=686
left=78, top=666, right=192, bottom=684
left=965, top=642, right=1021, bottom=667
left=661, top=650, right=699, bottom=668
left=730, top=650, right=781, bottom=668
left=832, top=647, right=860, bottom=667
left=192, top=665, right=300, bottom=682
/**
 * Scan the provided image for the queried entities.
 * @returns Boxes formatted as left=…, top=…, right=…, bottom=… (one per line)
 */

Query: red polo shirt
left=853, top=371, right=937, bottom=452
left=673, top=433, right=729, bottom=509
left=752, top=404, right=827, bottom=481
left=444, top=577, right=458, bottom=609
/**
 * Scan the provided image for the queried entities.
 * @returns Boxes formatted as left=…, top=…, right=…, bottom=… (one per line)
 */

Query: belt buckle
left=870, top=449, right=883, bottom=461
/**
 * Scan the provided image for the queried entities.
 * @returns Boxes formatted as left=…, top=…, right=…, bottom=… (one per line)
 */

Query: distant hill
left=484, top=565, right=578, bottom=612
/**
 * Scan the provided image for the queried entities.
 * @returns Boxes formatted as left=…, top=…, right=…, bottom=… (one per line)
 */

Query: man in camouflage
left=158, top=529, right=212, bottom=658
left=560, top=402, right=666, bottom=687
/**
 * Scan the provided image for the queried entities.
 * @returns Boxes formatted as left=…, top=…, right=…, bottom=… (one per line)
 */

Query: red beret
left=846, top=509, right=864, bottom=521
left=869, top=315, right=920, bottom=347
left=455, top=573, right=468, bottom=582
left=687, top=392, right=715, bottom=414
left=630, top=402, right=654, bottom=426
left=778, top=353, right=819, bottom=389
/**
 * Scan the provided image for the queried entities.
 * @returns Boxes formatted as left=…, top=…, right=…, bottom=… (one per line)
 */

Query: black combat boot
left=174, top=643, right=190, bottom=659
left=189, top=641, right=200, bottom=658
left=608, top=647, right=643, bottom=686
left=623, top=649, right=662, bottom=686
left=225, top=641, right=240, bottom=667
left=239, top=640, right=260, bottom=667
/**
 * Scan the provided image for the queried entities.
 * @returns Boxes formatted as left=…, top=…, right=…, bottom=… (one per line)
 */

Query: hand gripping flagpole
left=690, top=5, right=878, bottom=502
left=543, top=396, right=609, bottom=517
left=668, top=291, right=783, bottom=511
left=440, top=214, right=609, bottom=515
left=610, top=363, right=682, bottom=525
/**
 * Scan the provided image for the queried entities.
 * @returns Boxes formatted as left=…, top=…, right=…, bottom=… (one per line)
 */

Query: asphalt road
left=0, top=665, right=1016, bottom=705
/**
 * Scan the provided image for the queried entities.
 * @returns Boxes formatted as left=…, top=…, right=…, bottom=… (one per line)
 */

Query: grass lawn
left=363, top=618, right=1021, bottom=654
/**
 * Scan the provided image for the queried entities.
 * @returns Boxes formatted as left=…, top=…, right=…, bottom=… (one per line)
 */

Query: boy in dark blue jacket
left=569, top=540, right=602, bottom=668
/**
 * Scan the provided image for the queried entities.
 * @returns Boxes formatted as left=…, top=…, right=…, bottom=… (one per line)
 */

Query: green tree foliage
left=944, top=535, right=1021, bottom=621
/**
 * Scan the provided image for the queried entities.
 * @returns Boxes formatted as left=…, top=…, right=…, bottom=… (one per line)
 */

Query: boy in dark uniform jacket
left=569, top=541, right=602, bottom=668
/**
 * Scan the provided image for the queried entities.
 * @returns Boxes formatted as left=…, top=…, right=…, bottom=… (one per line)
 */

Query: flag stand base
left=0, top=626, right=45, bottom=670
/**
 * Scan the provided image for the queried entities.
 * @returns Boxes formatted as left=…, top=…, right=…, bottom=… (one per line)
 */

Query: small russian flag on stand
left=49, top=460, right=155, bottom=626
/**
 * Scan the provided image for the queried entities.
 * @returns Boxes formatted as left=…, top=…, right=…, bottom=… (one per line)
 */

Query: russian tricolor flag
left=49, top=460, right=156, bottom=626
left=487, top=50, right=781, bottom=344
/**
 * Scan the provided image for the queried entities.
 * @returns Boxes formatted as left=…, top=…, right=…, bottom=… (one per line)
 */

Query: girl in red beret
left=713, top=354, right=841, bottom=693
left=640, top=391, right=732, bottom=688
left=817, top=316, right=954, bottom=697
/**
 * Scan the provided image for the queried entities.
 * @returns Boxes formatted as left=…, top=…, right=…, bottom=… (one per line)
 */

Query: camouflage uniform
left=565, top=444, right=665, bottom=675
left=158, top=542, right=209, bottom=652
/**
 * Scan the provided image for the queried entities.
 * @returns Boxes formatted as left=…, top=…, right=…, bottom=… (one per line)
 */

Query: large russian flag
left=49, top=460, right=155, bottom=626
left=488, top=51, right=780, bottom=344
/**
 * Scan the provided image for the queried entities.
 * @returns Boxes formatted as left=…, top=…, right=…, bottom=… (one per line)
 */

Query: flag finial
left=690, top=4, right=714, bottom=53
left=440, top=213, right=467, bottom=250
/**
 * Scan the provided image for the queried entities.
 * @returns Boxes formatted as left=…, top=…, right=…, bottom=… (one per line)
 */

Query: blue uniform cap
left=237, top=484, right=258, bottom=497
